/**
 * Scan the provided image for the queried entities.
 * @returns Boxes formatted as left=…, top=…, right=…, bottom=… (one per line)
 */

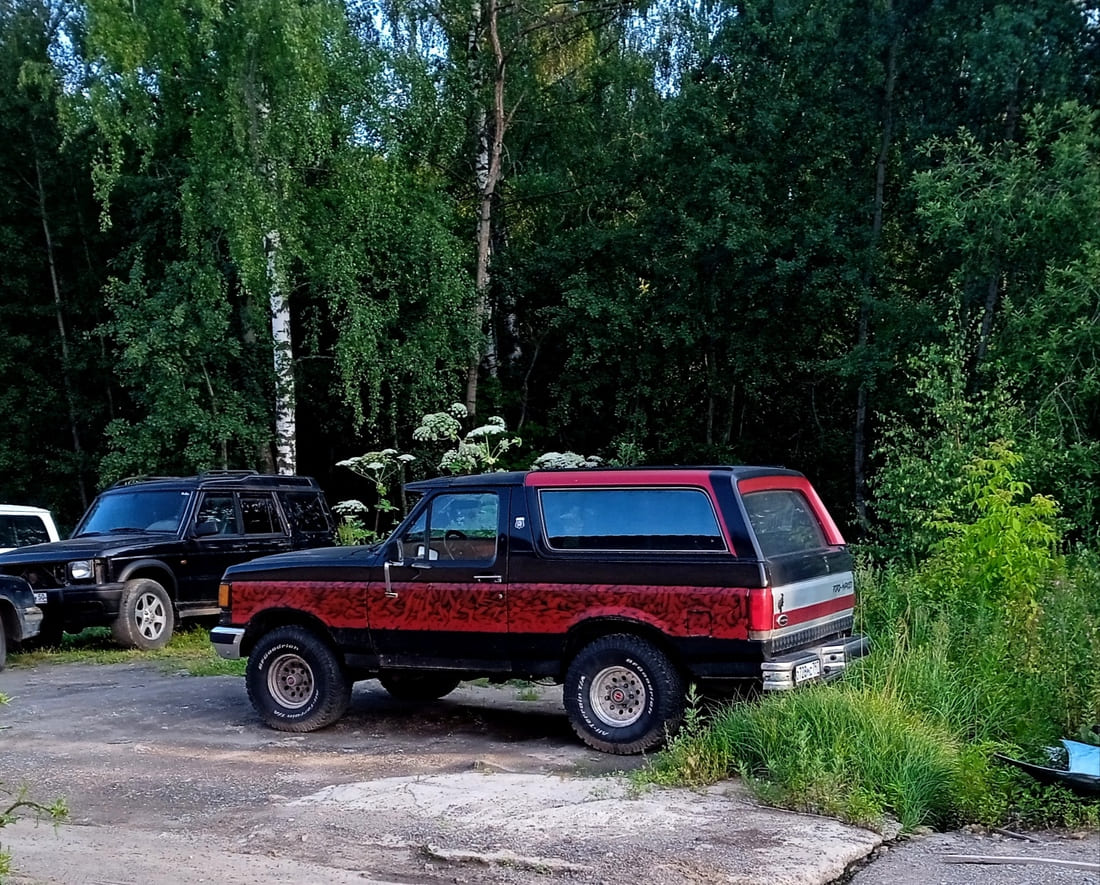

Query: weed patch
left=10, top=626, right=245, bottom=677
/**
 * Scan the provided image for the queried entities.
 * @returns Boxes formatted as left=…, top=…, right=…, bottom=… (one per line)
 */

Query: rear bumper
left=761, top=634, right=869, bottom=691
left=210, top=626, right=245, bottom=659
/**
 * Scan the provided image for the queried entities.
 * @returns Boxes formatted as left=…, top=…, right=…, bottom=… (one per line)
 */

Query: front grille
left=2, top=563, right=68, bottom=589
left=769, top=614, right=853, bottom=654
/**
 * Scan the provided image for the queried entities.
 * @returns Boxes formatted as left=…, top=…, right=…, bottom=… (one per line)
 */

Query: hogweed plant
left=413, top=404, right=522, bottom=474
left=335, top=449, right=415, bottom=544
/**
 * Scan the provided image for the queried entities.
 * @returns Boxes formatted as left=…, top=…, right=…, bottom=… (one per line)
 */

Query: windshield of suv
left=76, top=490, right=192, bottom=536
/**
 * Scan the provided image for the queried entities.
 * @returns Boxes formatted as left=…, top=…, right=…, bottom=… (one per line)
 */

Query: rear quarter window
left=0, top=515, right=51, bottom=548
left=741, top=489, right=828, bottom=556
left=539, top=487, right=726, bottom=552
left=281, top=492, right=333, bottom=534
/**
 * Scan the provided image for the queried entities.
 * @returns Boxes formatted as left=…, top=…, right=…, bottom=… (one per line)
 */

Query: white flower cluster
left=413, top=410, right=462, bottom=443
left=532, top=451, right=604, bottom=470
left=466, top=416, right=508, bottom=439
left=333, top=499, right=369, bottom=516
left=439, top=443, right=482, bottom=474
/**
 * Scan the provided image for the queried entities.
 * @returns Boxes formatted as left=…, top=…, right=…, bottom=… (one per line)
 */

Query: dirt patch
left=1, top=661, right=885, bottom=884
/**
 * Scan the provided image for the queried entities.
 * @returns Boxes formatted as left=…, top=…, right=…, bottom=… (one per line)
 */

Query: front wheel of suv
left=246, top=626, right=351, bottom=732
left=111, top=578, right=175, bottom=650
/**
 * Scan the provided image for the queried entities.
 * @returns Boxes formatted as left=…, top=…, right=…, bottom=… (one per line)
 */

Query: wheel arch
left=563, top=617, right=686, bottom=677
left=117, top=561, right=178, bottom=599
left=0, top=598, right=17, bottom=643
left=240, top=609, right=341, bottom=660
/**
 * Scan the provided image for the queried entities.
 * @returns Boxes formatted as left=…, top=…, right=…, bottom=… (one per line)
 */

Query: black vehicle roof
left=103, top=471, right=321, bottom=494
left=403, top=465, right=803, bottom=492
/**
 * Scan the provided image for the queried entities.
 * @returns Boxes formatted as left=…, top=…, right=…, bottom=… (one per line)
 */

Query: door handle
left=474, top=575, right=502, bottom=583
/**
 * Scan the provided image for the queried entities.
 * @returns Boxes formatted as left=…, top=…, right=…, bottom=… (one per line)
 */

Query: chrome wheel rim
left=268, top=653, right=315, bottom=709
left=134, top=591, right=168, bottom=640
left=589, top=665, right=645, bottom=727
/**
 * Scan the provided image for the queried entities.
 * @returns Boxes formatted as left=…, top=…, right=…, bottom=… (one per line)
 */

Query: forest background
left=2, top=0, right=1100, bottom=562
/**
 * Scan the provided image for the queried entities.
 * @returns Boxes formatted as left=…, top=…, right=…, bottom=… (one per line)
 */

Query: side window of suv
left=196, top=494, right=238, bottom=535
left=538, top=488, right=726, bottom=552
left=0, top=515, right=50, bottom=548
left=240, top=493, right=282, bottom=535
left=281, top=491, right=332, bottom=534
left=402, top=493, right=499, bottom=562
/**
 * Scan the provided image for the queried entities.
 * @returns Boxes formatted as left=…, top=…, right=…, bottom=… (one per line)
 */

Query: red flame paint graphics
left=231, top=581, right=367, bottom=628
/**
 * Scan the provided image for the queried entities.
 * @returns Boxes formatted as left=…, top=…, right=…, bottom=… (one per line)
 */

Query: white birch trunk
left=266, top=230, right=296, bottom=474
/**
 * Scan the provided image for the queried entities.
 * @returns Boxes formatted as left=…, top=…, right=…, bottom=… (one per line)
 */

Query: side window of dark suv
left=196, top=494, right=238, bottom=535
left=280, top=491, right=332, bottom=535
left=240, top=493, right=282, bottom=535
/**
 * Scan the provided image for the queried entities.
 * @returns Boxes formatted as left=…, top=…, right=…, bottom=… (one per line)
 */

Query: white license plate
left=794, top=659, right=821, bottom=683
left=33, top=591, right=47, bottom=605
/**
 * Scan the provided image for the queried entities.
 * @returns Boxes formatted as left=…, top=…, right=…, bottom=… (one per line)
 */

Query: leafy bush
left=645, top=442, right=1100, bottom=830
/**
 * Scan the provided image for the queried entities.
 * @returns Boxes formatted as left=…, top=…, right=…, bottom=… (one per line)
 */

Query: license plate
left=795, top=659, right=821, bottom=683
left=33, top=591, right=47, bottom=605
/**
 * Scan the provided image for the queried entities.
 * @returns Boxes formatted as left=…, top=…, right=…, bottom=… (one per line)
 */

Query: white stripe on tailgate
left=771, top=571, right=855, bottom=613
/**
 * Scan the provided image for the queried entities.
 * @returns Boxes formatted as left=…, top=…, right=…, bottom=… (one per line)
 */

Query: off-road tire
left=564, top=633, right=685, bottom=755
left=379, top=671, right=461, bottom=701
left=111, top=578, right=175, bottom=650
left=246, top=625, right=351, bottom=732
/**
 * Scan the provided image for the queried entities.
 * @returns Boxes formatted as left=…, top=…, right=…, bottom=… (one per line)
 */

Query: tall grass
left=644, top=444, right=1100, bottom=831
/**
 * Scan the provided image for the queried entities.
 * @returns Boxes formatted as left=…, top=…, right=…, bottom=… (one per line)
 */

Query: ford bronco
left=212, top=466, right=866, bottom=754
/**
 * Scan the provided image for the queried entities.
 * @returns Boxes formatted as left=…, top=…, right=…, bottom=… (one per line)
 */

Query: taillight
left=218, top=581, right=231, bottom=609
left=748, top=587, right=774, bottom=632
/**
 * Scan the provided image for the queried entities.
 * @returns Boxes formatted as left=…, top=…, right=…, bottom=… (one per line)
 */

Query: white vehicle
left=0, top=504, right=61, bottom=554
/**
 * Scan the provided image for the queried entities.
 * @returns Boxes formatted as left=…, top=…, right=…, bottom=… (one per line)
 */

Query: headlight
left=68, top=560, right=94, bottom=581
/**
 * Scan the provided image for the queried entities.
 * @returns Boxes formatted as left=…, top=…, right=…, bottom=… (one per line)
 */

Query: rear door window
left=741, top=489, right=828, bottom=556
left=240, top=493, right=283, bottom=535
left=538, top=488, right=725, bottom=552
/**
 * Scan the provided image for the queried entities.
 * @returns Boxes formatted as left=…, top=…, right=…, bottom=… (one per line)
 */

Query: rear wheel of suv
left=379, top=671, right=461, bottom=701
left=247, top=625, right=351, bottom=732
left=111, top=578, right=175, bottom=650
left=564, top=633, right=685, bottom=755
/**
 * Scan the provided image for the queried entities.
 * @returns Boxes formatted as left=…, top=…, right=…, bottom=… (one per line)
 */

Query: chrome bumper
left=761, top=634, right=869, bottom=691
left=209, top=626, right=245, bottom=660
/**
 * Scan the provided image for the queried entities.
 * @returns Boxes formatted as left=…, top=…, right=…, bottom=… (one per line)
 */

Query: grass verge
left=10, top=625, right=246, bottom=677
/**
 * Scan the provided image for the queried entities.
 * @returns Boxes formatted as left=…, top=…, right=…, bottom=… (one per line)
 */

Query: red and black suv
left=211, top=466, right=867, bottom=754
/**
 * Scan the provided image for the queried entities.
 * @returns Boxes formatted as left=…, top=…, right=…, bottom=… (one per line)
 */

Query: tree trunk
left=36, top=155, right=88, bottom=510
left=266, top=231, right=296, bottom=475
left=464, top=0, right=506, bottom=418
left=854, top=11, right=898, bottom=535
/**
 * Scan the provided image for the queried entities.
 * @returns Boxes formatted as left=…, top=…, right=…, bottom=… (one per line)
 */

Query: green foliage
left=647, top=444, right=1099, bottom=830
left=919, top=441, right=1062, bottom=626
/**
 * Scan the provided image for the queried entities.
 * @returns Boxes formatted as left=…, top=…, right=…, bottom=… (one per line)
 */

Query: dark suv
left=0, top=471, right=335, bottom=650
left=0, top=574, right=42, bottom=670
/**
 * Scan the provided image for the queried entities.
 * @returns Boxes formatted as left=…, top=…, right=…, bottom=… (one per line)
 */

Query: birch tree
left=83, top=0, right=358, bottom=474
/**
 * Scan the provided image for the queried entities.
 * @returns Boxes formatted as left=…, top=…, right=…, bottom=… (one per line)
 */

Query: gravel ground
left=847, top=827, right=1099, bottom=885
left=1, top=659, right=1097, bottom=885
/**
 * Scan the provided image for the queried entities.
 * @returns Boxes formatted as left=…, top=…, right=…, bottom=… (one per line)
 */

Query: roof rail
left=197, top=470, right=260, bottom=481
left=109, top=475, right=179, bottom=488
